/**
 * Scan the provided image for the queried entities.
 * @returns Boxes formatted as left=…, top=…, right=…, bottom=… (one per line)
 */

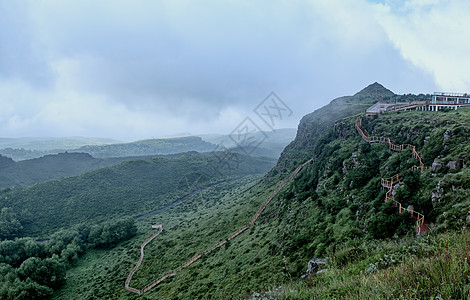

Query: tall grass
left=273, top=229, right=470, bottom=299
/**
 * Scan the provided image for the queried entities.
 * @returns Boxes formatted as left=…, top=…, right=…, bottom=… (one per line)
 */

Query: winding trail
left=125, top=158, right=313, bottom=295
left=355, top=118, right=429, bottom=235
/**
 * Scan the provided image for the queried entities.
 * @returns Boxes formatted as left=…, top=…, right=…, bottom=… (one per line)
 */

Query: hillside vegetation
left=1, top=83, right=469, bottom=299
left=0, top=152, right=275, bottom=237
left=0, top=136, right=216, bottom=161
left=0, top=152, right=138, bottom=188
left=49, top=85, right=470, bottom=299
left=74, top=136, right=216, bottom=158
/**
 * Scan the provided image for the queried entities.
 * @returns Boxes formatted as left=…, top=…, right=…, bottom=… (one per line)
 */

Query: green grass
left=268, top=229, right=470, bottom=299
left=0, top=152, right=275, bottom=237
left=50, top=107, right=470, bottom=299
left=53, top=175, right=281, bottom=299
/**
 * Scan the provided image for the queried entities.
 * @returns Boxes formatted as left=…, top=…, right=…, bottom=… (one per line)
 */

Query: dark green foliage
left=0, top=217, right=137, bottom=299
left=0, top=207, right=23, bottom=240
left=76, top=136, right=215, bottom=158
left=89, top=218, right=137, bottom=249
left=272, top=82, right=392, bottom=177
left=0, top=152, right=137, bottom=188
left=18, top=257, right=66, bottom=289
left=0, top=152, right=274, bottom=236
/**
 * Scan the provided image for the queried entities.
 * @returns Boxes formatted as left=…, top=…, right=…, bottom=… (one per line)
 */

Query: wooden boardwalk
left=125, top=158, right=313, bottom=295
left=355, top=118, right=428, bottom=236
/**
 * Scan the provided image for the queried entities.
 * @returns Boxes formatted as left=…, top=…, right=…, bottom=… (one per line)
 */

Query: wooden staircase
left=125, top=158, right=314, bottom=295
left=356, top=118, right=428, bottom=236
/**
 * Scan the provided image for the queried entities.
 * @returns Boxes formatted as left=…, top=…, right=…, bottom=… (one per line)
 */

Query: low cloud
left=377, top=0, right=470, bottom=91
left=1, top=0, right=460, bottom=140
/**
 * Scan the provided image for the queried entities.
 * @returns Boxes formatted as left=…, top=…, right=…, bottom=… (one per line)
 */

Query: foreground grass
left=271, top=229, right=470, bottom=299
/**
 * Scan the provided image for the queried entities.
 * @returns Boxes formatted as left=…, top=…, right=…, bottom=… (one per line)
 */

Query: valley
left=0, top=83, right=469, bottom=299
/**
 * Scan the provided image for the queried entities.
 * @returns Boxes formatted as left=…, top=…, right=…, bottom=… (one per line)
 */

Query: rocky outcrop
left=432, top=159, right=443, bottom=172
left=301, top=258, right=327, bottom=278
left=443, top=129, right=453, bottom=145
left=431, top=180, right=444, bottom=207
left=446, top=160, right=463, bottom=170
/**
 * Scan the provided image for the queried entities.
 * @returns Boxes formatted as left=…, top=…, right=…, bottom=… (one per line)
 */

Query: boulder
left=443, top=130, right=453, bottom=145
left=302, top=258, right=327, bottom=278
left=446, top=160, right=463, bottom=170
left=432, top=159, right=443, bottom=172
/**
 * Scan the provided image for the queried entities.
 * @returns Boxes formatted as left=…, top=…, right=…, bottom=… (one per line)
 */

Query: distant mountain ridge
left=0, top=152, right=139, bottom=188
left=74, top=136, right=215, bottom=158
left=0, top=152, right=276, bottom=236
left=0, top=137, right=119, bottom=151
left=201, top=128, right=297, bottom=159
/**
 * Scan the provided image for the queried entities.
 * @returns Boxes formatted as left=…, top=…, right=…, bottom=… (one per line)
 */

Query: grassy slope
left=271, top=82, right=390, bottom=177
left=48, top=86, right=470, bottom=299
left=53, top=176, right=275, bottom=299
left=273, top=228, right=470, bottom=299
left=0, top=152, right=275, bottom=237
left=0, top=152, right=134, bottom=188
left=74, top=136, right=216, bottom=158
left=55, top=108, right=470, bottom=299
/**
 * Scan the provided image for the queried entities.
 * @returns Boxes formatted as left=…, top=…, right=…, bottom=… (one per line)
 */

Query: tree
left=18, top=256, right=65, bottom=289
left=0, top=207, right=23, bottom=240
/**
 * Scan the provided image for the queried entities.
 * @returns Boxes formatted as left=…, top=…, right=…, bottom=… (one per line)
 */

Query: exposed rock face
left=432, top=159, right=443, bottom=172
left=407, top=205, right=414, bottom=213
left=431, top=180, right=444, bottom=207
left=447, top=160, right=463, bottom=170
left=443, top=130, right=453, bottom=145
left=301, top=258, right=327, bottom=279
left=342, top=152, right=360, bottom=174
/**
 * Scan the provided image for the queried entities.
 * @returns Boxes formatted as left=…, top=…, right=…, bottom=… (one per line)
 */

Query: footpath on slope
left=355, top=118, right=429, bottom=236
left=125, top=158, right=314, bottom=295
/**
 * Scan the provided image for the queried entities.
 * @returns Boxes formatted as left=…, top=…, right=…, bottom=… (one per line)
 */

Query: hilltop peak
left=355, top=82, right=395, bottom=97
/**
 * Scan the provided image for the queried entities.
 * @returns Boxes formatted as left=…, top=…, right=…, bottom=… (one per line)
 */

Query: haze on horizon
left=1, top=0, right=469, bottom=141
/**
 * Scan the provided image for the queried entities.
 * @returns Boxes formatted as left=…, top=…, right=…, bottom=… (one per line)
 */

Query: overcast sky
left=0, top=0, right=469, bottom=141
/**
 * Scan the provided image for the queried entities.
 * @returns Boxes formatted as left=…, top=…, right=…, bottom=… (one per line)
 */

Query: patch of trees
left=0, top=207, right=23, bottom=240
left=0, top=218, right=136, bottom=299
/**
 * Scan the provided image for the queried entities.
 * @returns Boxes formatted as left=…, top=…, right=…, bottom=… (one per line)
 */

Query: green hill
left=1, top=83, right=469, bottom=299
left=271, top=82, right=391, bottom=176
left=201, top=128, right=297, bottom=159
left=0, top=152, right=275, bottom=237
left=50, top=85, right=470, bottom=299
left=74, top=136, right=216, bottom=158
left=0, top=152, right=140, bottom=188
left=0, top=137, right=119, bottom=152
left=0, top=137, right=120, bottom=161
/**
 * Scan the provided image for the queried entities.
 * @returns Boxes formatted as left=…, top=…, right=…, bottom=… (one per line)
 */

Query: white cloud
left=377, top=0, right=470, bottom=91
left=0, top=0, right=448, bottom=140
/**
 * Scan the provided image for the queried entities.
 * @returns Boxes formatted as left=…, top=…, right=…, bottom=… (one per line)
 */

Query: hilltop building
left=366, top=92, right=470, bottom=115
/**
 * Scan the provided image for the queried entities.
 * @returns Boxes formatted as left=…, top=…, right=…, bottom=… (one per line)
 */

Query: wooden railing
left=356, top=118, right=428, bottom=236
left=125, top=158, right=314, bottom=295
left=356, top=118, right=427, bottom=171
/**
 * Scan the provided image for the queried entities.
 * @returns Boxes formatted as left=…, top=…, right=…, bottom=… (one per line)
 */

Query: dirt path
left=125, top=159, right=313, bottom=295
